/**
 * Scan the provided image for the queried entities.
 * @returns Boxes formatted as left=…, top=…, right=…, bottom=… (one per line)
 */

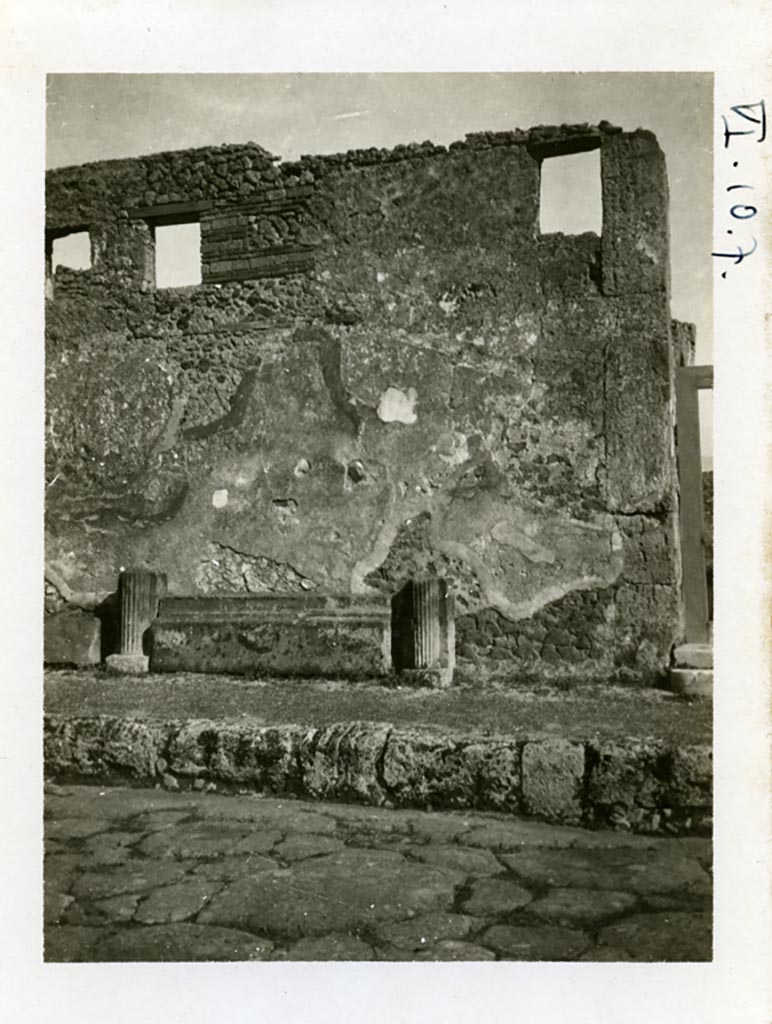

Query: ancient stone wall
left=45, top=122, right=689, bottom=684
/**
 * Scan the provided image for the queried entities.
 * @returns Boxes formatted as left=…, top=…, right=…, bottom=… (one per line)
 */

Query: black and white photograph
left=42, top=71, right=715, bottom=963
left=0, top=4, right=770, bottom=1023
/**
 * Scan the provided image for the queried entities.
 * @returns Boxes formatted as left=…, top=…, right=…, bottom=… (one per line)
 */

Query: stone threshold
left=44, top=671, right=712, bottom=837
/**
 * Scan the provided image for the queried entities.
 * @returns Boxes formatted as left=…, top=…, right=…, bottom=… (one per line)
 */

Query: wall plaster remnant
left=377, top=386, right=418, bottom=424
left=196, top=542, right=317, bottom=594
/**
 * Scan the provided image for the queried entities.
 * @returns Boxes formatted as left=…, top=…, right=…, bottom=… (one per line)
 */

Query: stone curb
left=43, top=714, right=711, bottom=836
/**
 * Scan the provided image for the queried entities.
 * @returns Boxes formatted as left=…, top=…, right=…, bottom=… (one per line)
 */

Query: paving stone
left=273, top=834, right=346, bottom=862
left=414, top=940, right=497, bottom=961
left=92, top=892, right=141, bottom=922
left=374, top=912, right=474, bottom=951
left=281, top=934, right=374, bottom=961
left=129, top=809, right=199, bottom=834
left=328, top=803, right=412, bottom=834
left=71, top=860, right=193, bottom=900
left=137, top=821, right=282, bottom=860
left=167, top=793, right=270, bottom=821
left=192, top=854, right=278, bottom=881
left=405, top=813, right=475, bottom=844
left=641, top=893, right=711, bottom=912
left=45, top=891, right=75, bottom=925
left=43, top=839, right=69, bottom=856
left=481, top=923, right=590, bottom=960
left=48, top=788, right=199, bottom=821
left=45, top=925, right=108, bottom=962
left=463, top=819, right=657, bottom=851
left=81, top=831, right=138, bottom=865
left=408, top=844, right=504, bottom=877
left=199, top=848, right=462, bottom=939
left=529, top=888, right=638, bottom=927
left=610, top=854, right=711, bottom=897
left=44, top=856, right=82, bottom=926
left=134, top=877, right=222, bottom=924
left=353, top=834, right=415, bottom=855
left=578, top=944, right=634, bottom=961
left=61, top=901, right=94, bottom=925
left=45, top=817, right=113, bottom=841
left=232, top=831, right=285, bottom=855
left=63, top=902, right=96, bottom=926
left=45, top=853, right=81, bottom=891
left=195, top=798, right=337, bottom=834
left=44, top=785, right=713, bottom=963
left=461, top=877, right=533, bottom=915
left=598, top=912, right=712, bottom=961
left=95, top=923, right=275, bottom=962
left=500, top=847, right=711, bottom=896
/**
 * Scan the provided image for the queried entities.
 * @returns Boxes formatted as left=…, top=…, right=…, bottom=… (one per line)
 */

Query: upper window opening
left=51, top=230, right=91, bottom=271
left=154, top=221, right=201, bottom=288
left=539, top=149, right=602, bottom=236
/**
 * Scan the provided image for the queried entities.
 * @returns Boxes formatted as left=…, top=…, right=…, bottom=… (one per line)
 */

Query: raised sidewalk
left=44, top=669, right=712, bottom=836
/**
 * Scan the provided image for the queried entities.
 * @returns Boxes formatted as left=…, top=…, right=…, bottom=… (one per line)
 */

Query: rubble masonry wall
left=45, top=123, right=688, bottom=684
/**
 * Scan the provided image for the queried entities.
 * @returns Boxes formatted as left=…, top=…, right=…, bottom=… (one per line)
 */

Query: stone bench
left=150, top=593, right=393, bottom=679
left=99, top=569, right=455, bottom=684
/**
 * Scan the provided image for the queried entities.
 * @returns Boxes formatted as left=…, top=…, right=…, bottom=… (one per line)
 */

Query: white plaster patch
left=212, top=489, right=229, bottom=509
left=377, top=386, right=418, bottom=424
left=434, top=431, right=469, bottom=465
left=438, top=293, right=458, bottom=316
left=635, top=236, right=659, bottom=263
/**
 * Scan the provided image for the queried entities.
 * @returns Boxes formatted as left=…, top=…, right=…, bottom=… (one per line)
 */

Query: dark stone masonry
left=45, top=121, right=692, bottom=686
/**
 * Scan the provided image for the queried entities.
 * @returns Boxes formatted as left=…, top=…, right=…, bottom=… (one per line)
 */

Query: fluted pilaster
left=391, top=577, right=454, bottom=686
left=107, top=569, right=166, bottom=675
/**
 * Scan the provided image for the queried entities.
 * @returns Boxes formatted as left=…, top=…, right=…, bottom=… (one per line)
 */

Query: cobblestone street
left=45, top=784, right=712, bottom=962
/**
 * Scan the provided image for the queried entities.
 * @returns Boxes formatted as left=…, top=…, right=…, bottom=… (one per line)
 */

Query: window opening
left=51, top=230, right=91, bottom=271
left=154, top=221, right=202, bottom=288
left=539, top=149, right=602, bottom=235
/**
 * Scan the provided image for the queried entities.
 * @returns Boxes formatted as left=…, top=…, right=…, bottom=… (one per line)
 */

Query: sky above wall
left=46, top=72, right=713, bottom=460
